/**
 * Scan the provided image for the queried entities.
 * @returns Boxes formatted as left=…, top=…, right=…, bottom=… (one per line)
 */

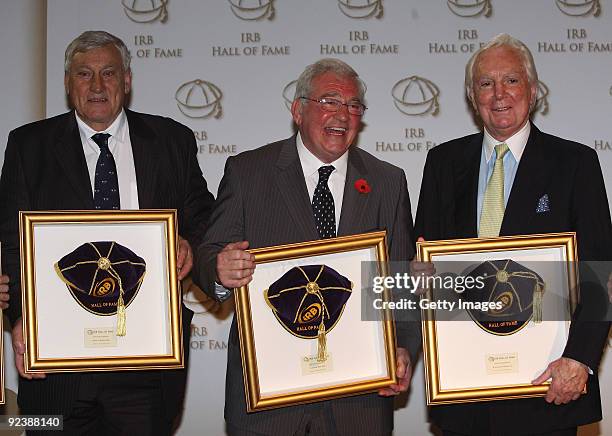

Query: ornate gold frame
left=236, top=231, right=398, bottom=412
left=417, top=233, right=578, bottom=405
left=20, top=210, right=183, bottom=372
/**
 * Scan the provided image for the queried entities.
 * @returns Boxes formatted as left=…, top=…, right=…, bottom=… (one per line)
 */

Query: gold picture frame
left=236, top=231, right=398, bottom=412
left=417, top=233, right=578, bottom=405
left=20, top=210, right=183, bottom=372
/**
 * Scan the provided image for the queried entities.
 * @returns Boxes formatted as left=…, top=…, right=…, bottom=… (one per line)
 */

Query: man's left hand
left=177, top=236, right=193, bottom=280
left=379, top=347, right=412, bottom=396
left=0, top=275, right=9, bottom=310
left=532, top=357, right=588, bottom=405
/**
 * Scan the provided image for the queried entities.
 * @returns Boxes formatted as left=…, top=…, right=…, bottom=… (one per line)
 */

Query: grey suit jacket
left=193, top=136, right=418, bottom=435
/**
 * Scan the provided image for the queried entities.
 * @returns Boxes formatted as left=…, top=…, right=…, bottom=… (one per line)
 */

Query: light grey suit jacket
left=193, top=136, right=418, bottom=435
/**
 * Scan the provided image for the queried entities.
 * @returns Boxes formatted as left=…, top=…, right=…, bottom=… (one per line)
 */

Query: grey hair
left=465, top=33, right=538, bottom=108
left=294, top=58, right=365, bottom=106
left=64, top=30, right=131, bottom=73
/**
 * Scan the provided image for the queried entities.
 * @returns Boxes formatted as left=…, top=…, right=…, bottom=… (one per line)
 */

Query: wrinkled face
left=65, top=44, right=131, bottom=131
left=291, top=72, right=362, bottom=163
left=472, top=46, right=536, bottom=141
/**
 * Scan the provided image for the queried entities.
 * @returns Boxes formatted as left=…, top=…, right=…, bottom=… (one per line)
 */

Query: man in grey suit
left=193, top=58, right=418, bottom=435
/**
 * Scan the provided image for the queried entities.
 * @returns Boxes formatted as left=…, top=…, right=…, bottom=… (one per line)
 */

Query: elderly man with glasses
left=193, top=58, right=419, bottom=436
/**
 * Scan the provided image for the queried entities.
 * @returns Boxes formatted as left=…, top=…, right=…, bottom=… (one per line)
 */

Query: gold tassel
left=116, top=293, right=126, bottom=336
left=533, top=285, right=543, bottom=324
left=317, top=321, right=327, bottom=362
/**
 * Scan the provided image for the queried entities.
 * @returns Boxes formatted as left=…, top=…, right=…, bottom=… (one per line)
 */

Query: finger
left=220, top=249, right=255, bottom=263
left=15, top=354, right=31, bottom=379
left=378, top=386, right=399, bottom=397
left=0, top=275, right=9, bottom=284
left=532, top=367, right=552, bottom=385
left=223, top=241, right=250, bottom=252
left=177, top=256, right=193, bottom=280
left=223, top=276, right=253, bottom=289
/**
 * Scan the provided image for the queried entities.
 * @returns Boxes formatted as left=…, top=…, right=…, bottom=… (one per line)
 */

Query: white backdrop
left=1, top=1, right=612, bottom=435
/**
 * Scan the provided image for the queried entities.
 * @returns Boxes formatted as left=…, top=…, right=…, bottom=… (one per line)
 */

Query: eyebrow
left=319, top=91, right=362, bottom=102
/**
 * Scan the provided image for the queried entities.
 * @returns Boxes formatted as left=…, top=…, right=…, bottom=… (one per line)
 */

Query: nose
left=90, top=73, right=103, bottom=93
left=493, top=82, right=505, bottom=99
left=334, top=103, right=350, bottom=120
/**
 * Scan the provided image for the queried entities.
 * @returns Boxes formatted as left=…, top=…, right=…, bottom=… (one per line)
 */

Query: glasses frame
left=299, top=97, right=367, bottom=116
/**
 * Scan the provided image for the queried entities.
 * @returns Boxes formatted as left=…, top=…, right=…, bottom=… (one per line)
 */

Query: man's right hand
left=216, top=241, right=255, bottom=289
left=12, top=317, right=46, bottom=379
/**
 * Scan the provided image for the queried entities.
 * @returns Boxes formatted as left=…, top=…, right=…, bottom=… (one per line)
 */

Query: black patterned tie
left=92, top=133, right=120, bottom=210
left=312, top=165, right=336, bottom=239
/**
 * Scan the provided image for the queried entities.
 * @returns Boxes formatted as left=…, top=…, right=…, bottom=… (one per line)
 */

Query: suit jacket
left=0, top=109, right=215, bottom=421
left=193, top=136, right=418, bottom=436
left=415, top=124, right=612, bottom=435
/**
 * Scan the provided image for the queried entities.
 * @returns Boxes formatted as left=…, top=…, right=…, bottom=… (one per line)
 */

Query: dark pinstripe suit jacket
left=0, top=109, right=215, bottom=421
left=415, top=125, right=612, bottom=435
left=193, top=136, right=418, bottom=435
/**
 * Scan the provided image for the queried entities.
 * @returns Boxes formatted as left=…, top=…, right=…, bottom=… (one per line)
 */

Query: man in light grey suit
left=193, top=58, right=419, bottom=435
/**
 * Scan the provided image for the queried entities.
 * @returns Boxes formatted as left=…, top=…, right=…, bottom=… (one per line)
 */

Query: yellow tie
left=479, top=143, right=510, bottom=238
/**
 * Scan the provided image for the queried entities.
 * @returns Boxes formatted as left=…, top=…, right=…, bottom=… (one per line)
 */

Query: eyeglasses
left=300, top=97, right=367, bottom=116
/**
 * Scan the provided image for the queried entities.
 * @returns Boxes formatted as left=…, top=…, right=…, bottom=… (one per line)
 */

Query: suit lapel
left=274, top=137, right=319, bottom=240
left=338, top=149, right=369, bottom=236
left=455, top=134, right=482, bottom=238
left=54, top=113, right=94, bottom=208
left=126, top=110, right=160, bottom=209
left=501, top=125, right=551, bottom=235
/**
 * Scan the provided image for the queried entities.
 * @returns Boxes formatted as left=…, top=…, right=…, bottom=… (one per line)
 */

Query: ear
left=124, top=69, right=132, bottom=95
left=529, top=81, right=538, bottom=108
left=64, top=72, right=70, bottom=95
left=290, top=98, right=302, bottom=127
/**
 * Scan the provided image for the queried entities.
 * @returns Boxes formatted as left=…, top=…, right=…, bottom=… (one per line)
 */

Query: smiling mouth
left=493, top=106, right=510, bottom=112
left=88, top=97, right=108, bottom=103
left=325, top=127, right=347, bottom=135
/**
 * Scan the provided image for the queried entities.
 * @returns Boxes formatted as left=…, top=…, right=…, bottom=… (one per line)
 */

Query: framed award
left=417, top=233, right=579, bottom=404
left=235, top=231, right=398, bottom=412
left=19, top=210, right=183, bottom=372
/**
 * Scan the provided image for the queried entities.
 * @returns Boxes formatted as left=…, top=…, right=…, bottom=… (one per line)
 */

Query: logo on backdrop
left=337, top=0, right=384, bottom=19
left=609, top=85, right=612, bottom=96
left=175, top=79, right=223, bottom=119
left=122, top=0, right=169, bottom=23
left=534, top=80, right=550, bottom=115
left=447, top=0, right=492, bottom=17
left=282, top=80, right=298, bottom=111
left=391, top=76, right=440, bottom=116
left=555, top=0, right=601, bottom=17
left=228, top=0, right=275, bottom=21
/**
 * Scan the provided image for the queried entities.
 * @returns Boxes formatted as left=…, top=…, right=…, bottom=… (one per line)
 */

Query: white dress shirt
left=75, top=109, right=139, bottom=210
left=296, top=132, right=348, bottom=233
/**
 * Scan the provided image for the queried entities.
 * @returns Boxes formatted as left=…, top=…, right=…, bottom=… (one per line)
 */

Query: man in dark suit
left=0, top=30, right=214, bottom=434
left=415, top=33, right=612, bottom=436
left=192, top=58, right=419, bottom=436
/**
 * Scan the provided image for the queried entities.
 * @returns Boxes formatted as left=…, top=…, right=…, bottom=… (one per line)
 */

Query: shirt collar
left=483, top=121, right=531, bottom=163
left=296, top=132, right=349, bottom=179
left=75, top=109, right=128, bottom=150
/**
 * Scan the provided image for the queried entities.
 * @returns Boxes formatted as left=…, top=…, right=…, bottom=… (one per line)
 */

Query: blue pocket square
left=536, top=194, right=550, bottom=213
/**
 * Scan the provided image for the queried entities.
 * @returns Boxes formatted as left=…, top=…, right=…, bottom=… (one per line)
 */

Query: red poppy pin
left=354, top=178, right=371, bottom=194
